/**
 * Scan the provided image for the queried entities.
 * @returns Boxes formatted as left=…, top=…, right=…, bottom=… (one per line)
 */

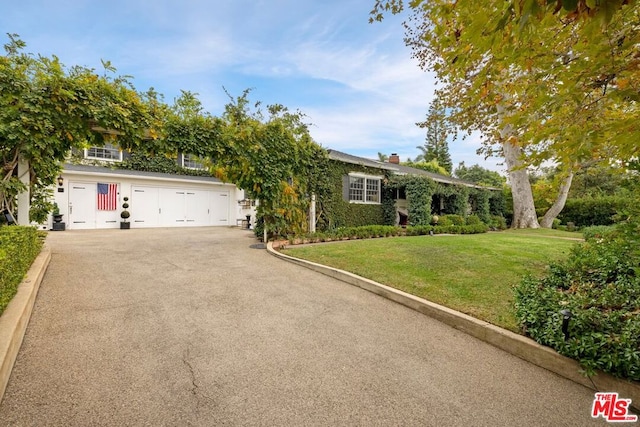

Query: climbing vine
left=315, top=160, right=387, bottom=230
left=470, top=188, right=491, bottom=224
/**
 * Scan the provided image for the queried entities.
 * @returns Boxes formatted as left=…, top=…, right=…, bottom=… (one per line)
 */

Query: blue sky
left=1, top=0, right=501, bottom=172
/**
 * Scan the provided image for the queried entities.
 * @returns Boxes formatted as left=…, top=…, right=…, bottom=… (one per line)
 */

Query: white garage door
left=68, top=182, right=97, bottom=229
left=131, top=186, right=160, bottom=227
left=68, top=182, right=120, bottom=229
left=131, top=186, right=230, bottom=228
left=210, top=191, right=230, bottom=226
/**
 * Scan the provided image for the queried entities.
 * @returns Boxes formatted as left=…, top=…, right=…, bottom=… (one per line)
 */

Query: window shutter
left=342, top=175, right=350, bottom=201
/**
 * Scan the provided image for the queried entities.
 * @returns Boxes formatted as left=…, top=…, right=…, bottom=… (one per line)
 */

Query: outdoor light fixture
left=57, top=176, right=64, bottom=186
left=560, top=309, right=573, bottom=341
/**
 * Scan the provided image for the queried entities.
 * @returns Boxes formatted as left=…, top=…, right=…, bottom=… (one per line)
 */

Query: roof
left=62, top=163, right=226, bottom=184
left=327, top=149, right=498, bottom=190
left=327, top=149, right=398, bottom=171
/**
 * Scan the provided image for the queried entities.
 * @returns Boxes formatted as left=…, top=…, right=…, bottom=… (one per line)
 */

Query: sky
left=1, top=0, right=502, bottom=172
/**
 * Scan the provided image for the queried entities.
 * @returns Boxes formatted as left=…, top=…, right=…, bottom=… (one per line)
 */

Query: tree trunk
left=503, top=141, right=540, bottom=229
left=540, top=171, right=574, bottom=228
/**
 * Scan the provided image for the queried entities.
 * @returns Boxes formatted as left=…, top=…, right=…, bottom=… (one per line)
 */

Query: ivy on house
left=315, top=160, right=387, bottom=231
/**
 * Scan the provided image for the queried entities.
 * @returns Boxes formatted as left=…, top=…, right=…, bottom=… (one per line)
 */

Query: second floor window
left=85, top=143, right=122, bottom=161
left=182, top=154, right=204, bottom=170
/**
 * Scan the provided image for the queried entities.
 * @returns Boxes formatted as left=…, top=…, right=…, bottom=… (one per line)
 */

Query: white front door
left=68, top=182, right=96, bottom=229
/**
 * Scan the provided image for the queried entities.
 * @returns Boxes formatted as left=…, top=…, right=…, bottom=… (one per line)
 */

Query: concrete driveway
left=0, top=227, right=606, bottom=426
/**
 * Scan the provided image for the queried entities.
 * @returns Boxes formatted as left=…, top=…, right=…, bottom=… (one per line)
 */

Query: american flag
left=97, top=183, right=118, bottom=211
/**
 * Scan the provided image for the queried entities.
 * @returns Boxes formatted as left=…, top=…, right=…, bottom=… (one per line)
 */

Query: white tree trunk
left=503, top=141, right=540, bottom=229
left=17, top=157, right=30, bottom=225
left=540, top=171, right=574, bottom=228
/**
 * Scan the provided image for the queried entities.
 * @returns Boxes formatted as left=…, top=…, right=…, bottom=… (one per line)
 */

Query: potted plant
left=52, top=203, right=63, bottom=223
left=51, top=202, right=65, bottom=231
left=120, top=197, right=130, bottom=229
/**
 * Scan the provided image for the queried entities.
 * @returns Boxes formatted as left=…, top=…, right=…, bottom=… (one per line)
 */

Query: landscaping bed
left=0, top=227, right=44, bottom=315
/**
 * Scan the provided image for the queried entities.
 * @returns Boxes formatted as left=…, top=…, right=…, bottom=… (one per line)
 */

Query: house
left=48, top=144, right=255, bottom=230
left=321, top=150, right=502, bottom=229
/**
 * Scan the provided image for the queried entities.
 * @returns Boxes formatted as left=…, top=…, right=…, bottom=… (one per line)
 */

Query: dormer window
left=181, top=154, right=204, bottom=170
left=85, top=143, right=122, bottom=162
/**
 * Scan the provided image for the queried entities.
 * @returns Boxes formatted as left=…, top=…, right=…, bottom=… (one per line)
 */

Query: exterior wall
left=320, top=160, right=387, bottom=229
left=51, top=168, right=254, bottom=230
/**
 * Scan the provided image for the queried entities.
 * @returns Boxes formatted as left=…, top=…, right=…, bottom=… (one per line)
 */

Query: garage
left=56, top=164, right=247, bottom=230
left=130, top=186, right=230, bottom=228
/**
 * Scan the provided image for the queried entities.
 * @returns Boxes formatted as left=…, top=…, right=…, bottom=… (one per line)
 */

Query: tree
left=415, top=98, right=453, bottom=173
left=0, top=34, right=154, bottom=223
left=404, top=158, right=450, bottom=176
left=377, top=152, right=389, bottom=162
left=370, top=1, right=639, bottom=228
left=454, top=162, right=506, bottom=188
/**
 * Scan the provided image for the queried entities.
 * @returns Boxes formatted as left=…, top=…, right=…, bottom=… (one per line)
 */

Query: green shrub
left=443, top=214, right=465, bottom=225
left=465, top=214, right=483, bottom=226
left=435, top=216, right=453, bottom=226
left=558, top=196, right=629, bottom=227
left=488, top=215, right=507, bottom=230
left=582, top=225, right=617, bottom=241
left=514, top=220, right=640, bottom=380
left=0, top=226, right=44, bottom=315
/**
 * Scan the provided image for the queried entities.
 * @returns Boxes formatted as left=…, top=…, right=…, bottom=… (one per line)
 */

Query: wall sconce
left=57, top=176, right=64, bottom=186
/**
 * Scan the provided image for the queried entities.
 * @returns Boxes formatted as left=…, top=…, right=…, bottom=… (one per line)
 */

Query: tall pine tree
left=415, top=99, right=452, bottom=173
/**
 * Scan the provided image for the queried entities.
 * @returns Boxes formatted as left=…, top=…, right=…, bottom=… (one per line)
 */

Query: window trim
left=348, top=173, right=382, bottom=204
left=84, top=143, right=122, bottom=162
left=181, top=153, right=205, bottom=170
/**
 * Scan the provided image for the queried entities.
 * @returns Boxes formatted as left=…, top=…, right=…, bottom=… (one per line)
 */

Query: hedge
left=514, top=220, right=640, bottom=380
left=558, top=196, right=629, bottom=227
left=0, top=226, right=44, bottom=315
left=285, top=222, right=488, bottom=244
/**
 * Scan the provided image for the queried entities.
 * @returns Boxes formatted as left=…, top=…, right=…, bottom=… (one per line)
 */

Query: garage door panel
left=131, top=186, right=160, bottom=227
left=69, top=182, right=96, bottom=229
left=185, top=190, right=210, bottom=226
left=160, top=189, right=186, bottom=226
left=210, top=191, right=230, bottom=226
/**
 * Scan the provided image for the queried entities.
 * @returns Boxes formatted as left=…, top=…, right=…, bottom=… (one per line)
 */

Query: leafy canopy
left=0, top=34, right=156, bottom=222
left=370, top=1, right=639, bottom=167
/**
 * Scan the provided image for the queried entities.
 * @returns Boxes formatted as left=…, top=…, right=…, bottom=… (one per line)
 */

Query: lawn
left=282, top=229, right=581, bottom=332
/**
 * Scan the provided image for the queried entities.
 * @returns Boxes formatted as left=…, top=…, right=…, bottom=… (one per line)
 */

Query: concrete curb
left=0, top=245, right=51, bottom=404
left=267, top=242, right=640, bottom=411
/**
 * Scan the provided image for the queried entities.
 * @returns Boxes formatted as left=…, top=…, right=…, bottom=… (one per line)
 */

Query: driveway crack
left=182, top=346, right=215, bottom=413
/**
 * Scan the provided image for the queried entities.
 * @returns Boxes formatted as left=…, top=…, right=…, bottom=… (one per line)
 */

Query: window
left=349, top=174, right=381, bottom=204
left=182, top=154, right=205, bottom=170
left=85, top=143, right=122, bottom=161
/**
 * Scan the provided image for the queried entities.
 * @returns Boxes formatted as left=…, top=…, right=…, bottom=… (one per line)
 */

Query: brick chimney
left=389, top=153, right=400, bottom=164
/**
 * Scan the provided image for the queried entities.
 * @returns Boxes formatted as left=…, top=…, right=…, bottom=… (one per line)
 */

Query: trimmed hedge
left=285, top=222, right=488, bottom=244
left=558, top=196, right=628, bottom=226
left=0, top=226, right=44, bottom=315
left=514, top=220, right=640, bottom=380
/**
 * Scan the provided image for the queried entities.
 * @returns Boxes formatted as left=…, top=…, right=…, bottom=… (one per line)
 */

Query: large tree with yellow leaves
left=371, top=0, right=639, bottom=227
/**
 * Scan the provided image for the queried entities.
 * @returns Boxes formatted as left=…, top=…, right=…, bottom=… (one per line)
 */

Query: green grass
left=501, top=228, right=584, bottom=239
left=283, top=232, right=578, bottom=332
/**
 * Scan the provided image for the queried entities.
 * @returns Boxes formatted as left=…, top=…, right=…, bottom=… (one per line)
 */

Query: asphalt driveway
left=0, top=227, right=606, bottom=426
